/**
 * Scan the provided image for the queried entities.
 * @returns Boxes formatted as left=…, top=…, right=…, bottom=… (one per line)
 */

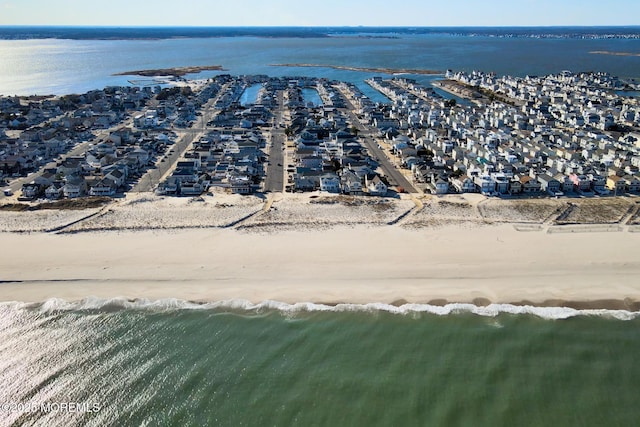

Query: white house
left=88, top=178, right=118, bottom=196
left=319, top=174, right=341, bottom=193
left=366, top=175, right=388, bottom=196
left=341, top=170, right=363, bottom=195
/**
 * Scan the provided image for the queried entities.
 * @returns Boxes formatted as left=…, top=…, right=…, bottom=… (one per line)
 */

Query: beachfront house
left=156, top=177, right=180, bottom=195
left=519, top=176, right=541, bottom=194
left=625, top=175, right=640, bottom=192
left=555, top=174, right=575, bottom=193
left=606, top=176, right=627, bottom=195
left=44, top=182, right=64, bottom=199
left=433, top=178, right=449, bottom=195
left=104, top=169, right=125, bottom=188
left=88, top=178, right=118, bottom=196
left=319, top=173, right=341, bottom=193
left=20, top=182, right=43, bottom=200
left=341, top=170, right=364, bottom=195
left=538, top=174, right=563, bottom=196
left=509, top=178, right=523, bottom=194
left=365, top=175, right=388, bottom=196
left=569, top=174, right=592, bottom=193
left=63, top=176, right=87, bottom=198
left=493, top=174, right=511, bottom=195
left=474, top=175, right=495, bottom=195
left=294, top=171, right=321, bottom=191
left=451, top=175, right=476, bottom=193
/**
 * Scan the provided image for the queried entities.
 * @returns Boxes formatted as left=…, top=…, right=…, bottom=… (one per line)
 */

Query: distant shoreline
left=1, top=26, right=640, bottom=41
left=113, top=65, right=226, bottom=77
left=271, top=63, right=443, bottom=75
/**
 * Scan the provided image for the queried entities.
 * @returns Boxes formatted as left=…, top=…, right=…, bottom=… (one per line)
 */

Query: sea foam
left=1, top=298, right=638, bottom=321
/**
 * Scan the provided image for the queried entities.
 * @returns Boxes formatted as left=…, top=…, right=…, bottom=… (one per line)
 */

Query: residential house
left=156, top=177, right=180, bottom=195
left=509, top=178, right=523, bottom=194
left=294, top=171, right=321, bottom=191
left=180, top=180, right=207, bottom=196
left=474, top=175, right=495, bottom=195
left=538, top=174, right=562, bottom=196
left=63, top=176, right=87, bottom=198
left=433, top=178, right=449, bottom=195
left=589, top=173, right=608, bottom=194
left=451, top=175, right=476, bottom=193
left=88, top=178, right=118, bottom=196
left=365, top=175, right=388, bottom=196
left=624, top=175, right=640, bottom=192
left=555, top=173, right=575, bottom=193
left=45, top=182, right=64, bottom=199
left=493, top=174, right=511, bottom=194
left=319, top=173, right=341, bottom=193
left=106, top=168, right=126, bottom=186
left=21, top=182, right=43, bottom=199
left=606, top=176, right=627, bottom=195
left=341, top=170, right=363, bottom=195
left=520, top=176, right=541, bottom=194
left=57, top=156, right=85, bottom=177
left=569, top=174, right=592, bottom=192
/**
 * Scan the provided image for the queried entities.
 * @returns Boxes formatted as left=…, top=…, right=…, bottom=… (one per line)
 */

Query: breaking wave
left=1, top=297, right=638, bottom=321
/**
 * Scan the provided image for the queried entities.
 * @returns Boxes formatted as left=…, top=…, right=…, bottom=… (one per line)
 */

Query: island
left=2, top=70, right=640, bottom=309
left=590, top=51, right=640, bottom=57
left=113, top=65, right=226, bottom=77
left=270, top=63, right=443, bottom=75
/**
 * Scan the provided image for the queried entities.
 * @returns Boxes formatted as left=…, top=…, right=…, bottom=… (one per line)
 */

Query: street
left=132, top=83, right=229, bottom=193
left=334, top=85, right=418, bottom=193
left=264, top=90, right=285, bottom=193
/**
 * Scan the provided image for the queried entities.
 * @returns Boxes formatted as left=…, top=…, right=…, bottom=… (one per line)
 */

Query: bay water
left=1, top=28, right=639, bottom=96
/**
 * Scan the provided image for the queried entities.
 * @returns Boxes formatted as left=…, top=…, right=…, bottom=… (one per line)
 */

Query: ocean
left=2, top=27, right=640, bottom=426
left=1, top=299, right=639, bottom=426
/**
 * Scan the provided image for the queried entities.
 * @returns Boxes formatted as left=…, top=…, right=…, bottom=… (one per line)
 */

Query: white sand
left=1, top=222, right=639, bottom=308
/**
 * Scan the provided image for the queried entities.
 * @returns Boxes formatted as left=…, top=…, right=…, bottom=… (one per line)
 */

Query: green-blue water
left=1, top=300, right=638, bottom=426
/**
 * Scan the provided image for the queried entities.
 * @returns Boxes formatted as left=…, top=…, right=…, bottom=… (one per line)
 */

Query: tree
left=284, top=127, right=294, bottom=138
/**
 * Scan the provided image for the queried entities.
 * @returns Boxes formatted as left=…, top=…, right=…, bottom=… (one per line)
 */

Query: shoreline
left=1, top=221, right=639, bottom=309
left=2, top=281, right=640, bottom=312
left=2, top=193, right=639, bottom=309
left=3, top=293, right=639, bottom=315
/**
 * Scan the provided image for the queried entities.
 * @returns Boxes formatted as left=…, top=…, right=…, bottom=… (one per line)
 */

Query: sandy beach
left=1, top=192, right=639, bottom=309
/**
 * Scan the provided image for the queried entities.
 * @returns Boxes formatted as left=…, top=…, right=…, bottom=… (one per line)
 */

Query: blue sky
left=1, top=0, right=639, bottom=26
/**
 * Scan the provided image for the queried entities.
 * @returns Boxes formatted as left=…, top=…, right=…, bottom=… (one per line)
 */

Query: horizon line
left=2, top=24, right=640, bottom=29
